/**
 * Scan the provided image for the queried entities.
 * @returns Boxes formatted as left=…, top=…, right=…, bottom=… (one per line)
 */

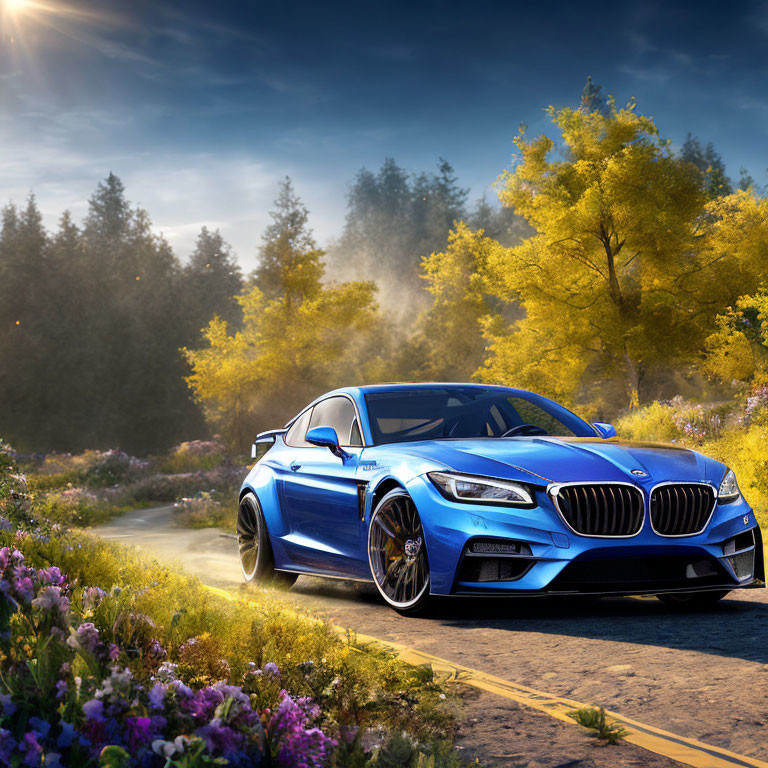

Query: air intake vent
left=650, top=484, right=715, bottom=536
left=553, top=484, right=644, bottom=537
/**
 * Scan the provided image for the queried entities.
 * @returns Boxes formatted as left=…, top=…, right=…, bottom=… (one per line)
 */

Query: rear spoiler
left=251, top=428, right=287, bottom=458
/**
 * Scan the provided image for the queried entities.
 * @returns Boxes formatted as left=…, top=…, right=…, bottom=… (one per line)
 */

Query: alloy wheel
left=237, top=496, right=261, bottom=580
left=368, top=493, right=430, bottom=609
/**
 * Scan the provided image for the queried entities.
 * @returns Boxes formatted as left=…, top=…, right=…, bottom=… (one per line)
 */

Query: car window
left=505, top=397, right=574, bottom=437
left=364, top=387, right=593, bottom=444
left=349, top=417, right=363, bottom=447
left=284, top=407, right=313, bottom=447
left=309, top=396, right=360, bottom=446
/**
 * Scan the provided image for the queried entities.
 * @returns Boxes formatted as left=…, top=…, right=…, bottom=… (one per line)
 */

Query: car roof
left=327, top=382, right=529, bottom=397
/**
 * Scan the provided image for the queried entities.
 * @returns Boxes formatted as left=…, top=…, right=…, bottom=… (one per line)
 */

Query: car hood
left=391, top=437, right=725, bottom=487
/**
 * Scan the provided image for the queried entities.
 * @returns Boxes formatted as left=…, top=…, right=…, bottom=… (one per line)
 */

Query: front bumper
left=405, top=474, right=765, bottom=596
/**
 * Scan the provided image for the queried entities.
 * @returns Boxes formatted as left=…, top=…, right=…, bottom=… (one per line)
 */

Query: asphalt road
left=94, top=506, right=768, bottom=768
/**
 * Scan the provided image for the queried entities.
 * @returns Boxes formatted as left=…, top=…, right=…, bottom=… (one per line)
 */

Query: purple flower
left=21, top=731, right=43, bottom=766
left=57, top=722, right=74, bottom=749
left=263, top=662, right=280, bottom=677
left=147, top=638, right=167, bottom=661
left=126, top=716, right=152, bottom=751
left=82, top=698, right=105, bottom=723
left=0, top=693, right=16, bottom=716
left=0, top=728, right=16, bottom=765
left=12, top=575, right=35, bottom=603
left=32, top=586, right=70, bottom=614
left=149, top=683, right=166, bottom=710
left=37, top=566, right=66, bottom=587
left=268, top=692, right=336, bottom=768
left=108, top=643, right=120, bottom=661
left=55, top=680, right=68, bottom=700
left=69, top=622, right=101, bottom=654
left=82, top=586, right=106, bottom=610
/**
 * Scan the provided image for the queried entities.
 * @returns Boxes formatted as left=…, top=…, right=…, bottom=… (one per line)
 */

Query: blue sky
left=1, top=0, right=767, bottom=270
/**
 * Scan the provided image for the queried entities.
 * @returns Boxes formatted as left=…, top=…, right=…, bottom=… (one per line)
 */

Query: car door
left=279, top=396, right=367, bottom=577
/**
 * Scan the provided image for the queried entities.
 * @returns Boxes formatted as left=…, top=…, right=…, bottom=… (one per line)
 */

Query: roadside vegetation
left=568, top=707, right=627, bottom=745
left=616, top=395, right=768, bottom=528
left=19, top=440, right=243, bottom=531
left=1, top=441, right=474, bottom=767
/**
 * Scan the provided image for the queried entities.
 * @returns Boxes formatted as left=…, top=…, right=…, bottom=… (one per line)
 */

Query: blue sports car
left=238, top=383, right=764, bottom=615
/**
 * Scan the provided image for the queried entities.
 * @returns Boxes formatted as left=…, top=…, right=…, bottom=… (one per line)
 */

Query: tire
left=368, top=488, right=432, bottom=616
left=237, top=492, right=297, bottom=587
left=657, top=590, right=730, bottom=609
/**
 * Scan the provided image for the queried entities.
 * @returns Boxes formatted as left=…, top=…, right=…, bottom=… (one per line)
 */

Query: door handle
left=290, top=463, right=301, bottom=472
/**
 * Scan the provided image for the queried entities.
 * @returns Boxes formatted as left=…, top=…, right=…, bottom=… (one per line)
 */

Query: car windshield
left=364, top=387, right=596, bottom=444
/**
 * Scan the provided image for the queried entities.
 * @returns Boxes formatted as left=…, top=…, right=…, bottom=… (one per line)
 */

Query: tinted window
left=285, top=407, right=313, bottom=447
left=309, top=396, right=360, bottom=446
left=364, top=387, right=595, bottom=444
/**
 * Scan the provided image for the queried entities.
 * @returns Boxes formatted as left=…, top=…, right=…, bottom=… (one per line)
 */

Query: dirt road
left=95, top=507, right=768, bottom=768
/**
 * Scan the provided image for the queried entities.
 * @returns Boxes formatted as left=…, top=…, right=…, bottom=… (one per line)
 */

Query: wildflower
left=21, top=730, right=44, bottom=766
left=32, top=586, right=70, bottom=614
left=125, top=716, right=153, bottom=751
left=57, top=723, right=75, bottom=749
left=108, top=643, right=120, bottom=661
left=55, top=680, right=68, bottom=699
left=263, top=662, right=280, bottom=677
left=12, top=575, right=35, bottom=603
left=82, top=586, right=106, bottom=610
left=268, top=692, right=336, bottom=768
left=37, top=566, right=66, bottom=587
left=152, top=736, right=190, bottom=759
left=0, top=693, right=16, bottom=716
left=68, top=622, right=101, bottom=655
left=148, top=683, right=166, bottom=710
left=0, top=728, right=15, bottom=765
left=83, top=699, right=106, bottom=723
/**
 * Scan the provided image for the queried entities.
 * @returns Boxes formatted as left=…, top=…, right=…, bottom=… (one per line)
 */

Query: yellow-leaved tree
left=184, top=180, right=378, bottom=449
left=416, top=222, right=510, bottom=381
left=478, top=101, right=768, bottom=409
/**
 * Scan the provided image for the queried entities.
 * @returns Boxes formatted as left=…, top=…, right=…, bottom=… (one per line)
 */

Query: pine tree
left=183, top=227, right=243, bottom=338
left=680, top=134, right=733, bottom=199
left=252, top=178, right=322, bottom=304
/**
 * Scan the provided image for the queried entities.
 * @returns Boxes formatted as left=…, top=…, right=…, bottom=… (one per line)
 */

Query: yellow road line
left=204, top=585, right=768, bottom=768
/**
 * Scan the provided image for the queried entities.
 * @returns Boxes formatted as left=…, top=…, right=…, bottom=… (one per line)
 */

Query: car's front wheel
left=368, top=488, right=432, bottom=615
left=237, top=492, right=297, bottom=587
left=656, top=589, right=730, bottom=609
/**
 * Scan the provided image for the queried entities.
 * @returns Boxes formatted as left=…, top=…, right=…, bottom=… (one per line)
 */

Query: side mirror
left=306, top=426, right=346, bottom=458
left=592, top=422, right=617, bottom=439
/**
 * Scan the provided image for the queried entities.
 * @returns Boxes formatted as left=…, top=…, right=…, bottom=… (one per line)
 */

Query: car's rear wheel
left=237, top=492, right=297, bottom=587
left=368, top=489, right=431, bottom=615
left=656, top=589, right=730, bottom=609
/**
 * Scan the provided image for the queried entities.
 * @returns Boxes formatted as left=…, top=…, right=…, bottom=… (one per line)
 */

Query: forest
left=2, top=80, right=768, bottom=460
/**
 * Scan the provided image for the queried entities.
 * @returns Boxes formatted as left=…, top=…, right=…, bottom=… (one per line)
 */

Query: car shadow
left=434, top=592, right=768, bottom=665
left=290, top=577, right=768, bottom=665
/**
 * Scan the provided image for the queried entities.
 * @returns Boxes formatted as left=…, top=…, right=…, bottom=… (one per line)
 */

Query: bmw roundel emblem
left=631, top=469, right=648, bottom=477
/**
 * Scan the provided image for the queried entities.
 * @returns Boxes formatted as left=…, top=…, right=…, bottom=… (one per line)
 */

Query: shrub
left=699, top=424, right=768, bottom=528
left=162, top=441, right=228, bottom=474
left=80, top=449, right=150, bottom=488
left=616, top=398, right=730, bottom=444
left=615, top=401, right=681, bottom=443
left=173, top=492, right=236, bottom=530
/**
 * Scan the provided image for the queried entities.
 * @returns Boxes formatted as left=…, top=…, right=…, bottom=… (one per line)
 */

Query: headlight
left=718, top=468, right=741, bottom=503
left=428, top=472, right=534, bottom=506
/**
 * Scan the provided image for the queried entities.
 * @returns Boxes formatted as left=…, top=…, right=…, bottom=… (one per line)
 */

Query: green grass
left=4, top=522, right=462, bottom=750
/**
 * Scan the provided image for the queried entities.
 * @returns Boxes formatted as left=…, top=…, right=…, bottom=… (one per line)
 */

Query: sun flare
left=5, top=0, right=35, bottom=12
